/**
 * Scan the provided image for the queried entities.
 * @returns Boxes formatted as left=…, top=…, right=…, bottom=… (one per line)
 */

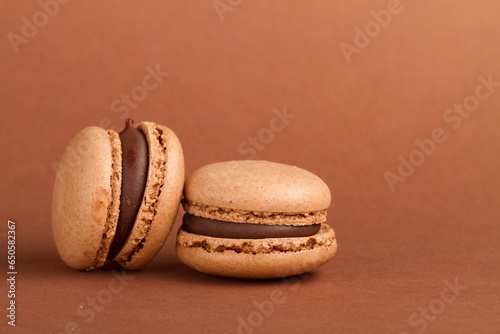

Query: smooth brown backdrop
left=1, top=1, right=499, bottom=333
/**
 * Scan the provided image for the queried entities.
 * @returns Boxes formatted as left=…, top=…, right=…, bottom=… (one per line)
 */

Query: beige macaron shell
left=52, top=127, right=121, bottom=270
left=183, top=160, right=331, bottom=214
left=176, top=224, right=337, bottom=279
left=114, top=122, right=184, bottom=270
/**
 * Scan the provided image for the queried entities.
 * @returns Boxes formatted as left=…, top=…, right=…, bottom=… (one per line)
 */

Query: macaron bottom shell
left=176, top=224, right=337, bottom=279
left=52, top=126, right=122, bottom=270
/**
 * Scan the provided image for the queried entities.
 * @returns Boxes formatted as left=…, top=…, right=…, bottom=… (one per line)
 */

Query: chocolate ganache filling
left=182, top=213, right=321, bottom=239
left=107, top=119, right=149, bottom=259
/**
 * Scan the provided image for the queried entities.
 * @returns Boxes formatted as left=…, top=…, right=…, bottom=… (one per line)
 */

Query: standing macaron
left=176, top=160, right=337, bottom=279
left=52, top=119, right=184, bottom=270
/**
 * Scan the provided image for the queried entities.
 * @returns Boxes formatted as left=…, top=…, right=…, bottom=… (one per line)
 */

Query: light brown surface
left=1, top=1, right=500, bottom=333
left=176, top=224, right=337, bottom=279
left=183, top=160, right=332, bottom=216
left=52, top=126, right=122, bottom=270
left=183, top=200, right=328, bottom=226
left=117, top=122, right=185, bottom=270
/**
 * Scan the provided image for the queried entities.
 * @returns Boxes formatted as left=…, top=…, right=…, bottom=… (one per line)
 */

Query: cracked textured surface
left=176, top=224, right=337, bottom=278
left=182, top=200, right=327, bottom=226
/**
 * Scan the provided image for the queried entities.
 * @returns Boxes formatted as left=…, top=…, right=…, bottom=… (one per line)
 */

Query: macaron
left=52, top=119, right=184, bottom=270
left=176, top=160, right=337, bottom=279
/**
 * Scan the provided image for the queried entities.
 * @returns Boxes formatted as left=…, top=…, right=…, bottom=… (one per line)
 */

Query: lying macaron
left=52, top=119, right=184, bottom=270
left=176, top=160, right=337, bottom=279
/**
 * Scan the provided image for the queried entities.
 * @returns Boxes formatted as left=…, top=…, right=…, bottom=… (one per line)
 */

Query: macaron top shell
left=114, top=122, right=184, bottom=270
left=52, top=127, right=122, bottom=270
left=183, top=160, right=331, bottom=223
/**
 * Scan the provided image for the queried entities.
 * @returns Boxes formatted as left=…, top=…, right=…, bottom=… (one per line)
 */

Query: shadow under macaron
left=143, top=256, right=323, bottom=286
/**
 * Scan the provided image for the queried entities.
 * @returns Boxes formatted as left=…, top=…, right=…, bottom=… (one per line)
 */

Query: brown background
left=1, top=1, right=499, bottom=333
